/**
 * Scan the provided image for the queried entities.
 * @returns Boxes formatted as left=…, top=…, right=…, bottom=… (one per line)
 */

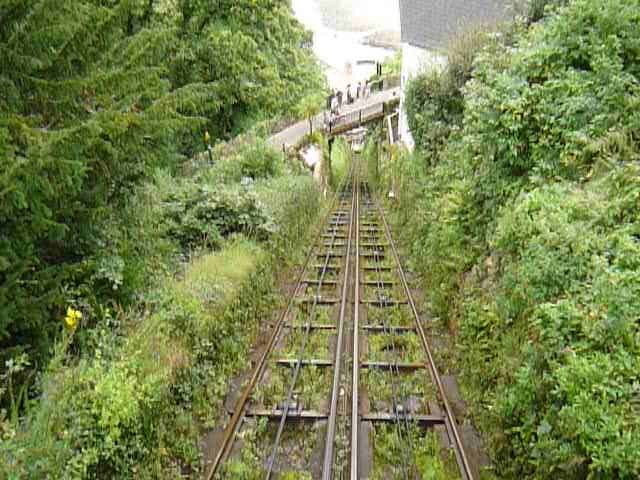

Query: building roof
left=399, top=0, right=510, bottom=50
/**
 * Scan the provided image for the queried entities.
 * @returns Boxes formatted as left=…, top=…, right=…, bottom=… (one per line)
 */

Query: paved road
left=268, top=87, right=400, bottom=148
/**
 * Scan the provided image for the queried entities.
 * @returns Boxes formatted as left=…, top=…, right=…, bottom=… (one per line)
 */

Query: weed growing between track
left=370, top=423, right=460, bottom=480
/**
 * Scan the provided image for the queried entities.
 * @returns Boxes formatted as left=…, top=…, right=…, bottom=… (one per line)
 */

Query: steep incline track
left=206, top=159, right=473, bottom=480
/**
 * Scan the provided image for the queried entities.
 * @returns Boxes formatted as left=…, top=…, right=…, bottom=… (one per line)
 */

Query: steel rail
left=363, top=186, right=416, bottom=479
left=375, top=198, right=475, bottom=480
left=349, top=171, right=361, bottom=480
left=264, top=315, right=316, bottom=478
left=266, top=192, right=351, bottom=479
left=204, top=170, right=354, bottom=480
left=321, top=170, right=357, bottom=480
left=373, top=203, right=420, bottom=480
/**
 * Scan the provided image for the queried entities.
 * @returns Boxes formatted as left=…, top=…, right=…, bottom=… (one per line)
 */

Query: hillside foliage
left=1, top=134, right=323, bottom=476
left=0, top=0, right=323, bottom=374
left=394, top=0, right=640, bottom=477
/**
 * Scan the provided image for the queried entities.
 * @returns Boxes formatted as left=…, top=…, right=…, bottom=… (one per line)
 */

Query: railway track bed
left=205, top=162, right=474, bottom=480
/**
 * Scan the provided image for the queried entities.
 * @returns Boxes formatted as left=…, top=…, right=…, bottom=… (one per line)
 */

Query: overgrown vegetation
left=362, top=126, right=382, bottom=189
left=387, top=0, right=640, bottom=478
left=381, top=50, right=403, bottom=78
left=0, top=1, right=328, bottom=475
left=329, top=137, right=353, bottom=189
left=1, top=139, right=323, bottom=476
left=370, top=425, right=458, bottom=480
left=2, top=239, right=268, bottom=477
left=0, top=0, right=324, bottom=376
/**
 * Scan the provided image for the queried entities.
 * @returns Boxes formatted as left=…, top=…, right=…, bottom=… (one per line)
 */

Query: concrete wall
left=399, top=43, right=446, bottom=150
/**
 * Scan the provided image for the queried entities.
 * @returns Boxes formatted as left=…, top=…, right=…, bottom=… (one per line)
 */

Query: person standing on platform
left=356, top=81, right=361, bottom=100
left=337, top=90, right=343, bottom=109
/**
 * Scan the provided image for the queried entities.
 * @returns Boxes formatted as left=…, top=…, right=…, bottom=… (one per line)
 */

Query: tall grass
left=329, top=137, right=352, bottom=190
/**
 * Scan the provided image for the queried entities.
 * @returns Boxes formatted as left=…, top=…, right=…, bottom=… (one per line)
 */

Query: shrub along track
left=205, top=157, right=473, bottom=479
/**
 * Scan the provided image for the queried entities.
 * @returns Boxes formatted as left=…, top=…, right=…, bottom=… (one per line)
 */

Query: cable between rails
left=205, top=163, right=356, bottom=480
left=374, top=193, right=474, bottom=480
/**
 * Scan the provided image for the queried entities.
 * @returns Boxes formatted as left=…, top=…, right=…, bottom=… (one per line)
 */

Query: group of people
left=325, top=80, right=374, bottom=130
left=327, top=80, right=372, bottom=115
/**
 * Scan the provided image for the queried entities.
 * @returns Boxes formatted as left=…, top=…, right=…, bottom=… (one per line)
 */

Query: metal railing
left=325, top=102, right=385, bottom=134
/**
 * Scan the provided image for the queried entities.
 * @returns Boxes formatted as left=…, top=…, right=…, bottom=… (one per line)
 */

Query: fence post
left=359, top=110, right=362, bottom=125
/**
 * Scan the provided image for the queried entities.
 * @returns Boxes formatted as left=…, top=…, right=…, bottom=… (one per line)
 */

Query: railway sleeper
left=274, top=358, right=333, bottom=367
left=239, top=410, right=446, bottom=427
left=360, top=252, right=386, bottom=259
left=322, top=234, right=347, bottom=239
left=361, top=300, right=408, bottom=306
left=363, top=266, right=392, bottom=272
left=310, top=264, right=341, bottom=272
left=322, top=242, right=347, bottom=247
left=363, top=325, right=416, bottom=333
left=361, top=280, right=394, bottom=287
left=297, top=298, right=339, bottom=306
left=315, top=252, right=344, bottom=258
left=285, top=323, right=337, bottom=331
left=361, top=361, right=425, bottom=370
left=271, top=359, right=425, bottom=371
left=302, top=279, right=339, bottom=286
left=360, top=242, right=388, bottom=248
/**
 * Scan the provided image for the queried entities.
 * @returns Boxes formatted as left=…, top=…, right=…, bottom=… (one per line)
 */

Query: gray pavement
left=268, top=87, right=400, bottom=148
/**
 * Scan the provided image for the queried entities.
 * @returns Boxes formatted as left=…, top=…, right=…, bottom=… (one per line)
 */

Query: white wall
left=399, top=43, right=446, bottom=151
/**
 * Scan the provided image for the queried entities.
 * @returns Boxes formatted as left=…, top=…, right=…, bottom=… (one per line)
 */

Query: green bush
left=405, top=26, right=493, bottom=160
left=1, top=240, right=272, bottom=478
left=391, top=0, right=640, bottom=477
left=253, top=175, right=321, bottom=257
left=480, top=172, right=640, bottom=478
left=329, top=137, right=352, bottom=190
left=1, top=153, right=323, bottom=477
left=405, top=69, right=463, bottom=162
left=514, top=0, right=569, bottom=23
left=462, top=0, right=640, bottom=222
left=196, top=140, right=285, bottom=185
left=159, top=142, right=312, bottom=252
left=382, top=50, right=402, bottom=77
left=1, top=176, right=321, bottom=476
left=362, top=126, right=384, bottom=190
left=162, top=183, right=272, bottom=251
left=0, top=0, right=323, bottom=384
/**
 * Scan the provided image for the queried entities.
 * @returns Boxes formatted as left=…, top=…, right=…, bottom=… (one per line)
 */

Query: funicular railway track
left=206, top=158, right=473, bottom=480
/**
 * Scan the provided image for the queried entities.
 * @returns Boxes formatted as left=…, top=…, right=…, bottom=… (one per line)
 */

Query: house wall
left=399, top=43, right=446, bottom=150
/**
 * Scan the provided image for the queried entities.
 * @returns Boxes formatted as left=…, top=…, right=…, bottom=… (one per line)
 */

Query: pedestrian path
left=268, top=87, right=400, bottom=148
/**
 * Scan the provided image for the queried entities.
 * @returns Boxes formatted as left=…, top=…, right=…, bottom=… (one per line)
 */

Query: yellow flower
left=64, top=306, right=82, bottom=329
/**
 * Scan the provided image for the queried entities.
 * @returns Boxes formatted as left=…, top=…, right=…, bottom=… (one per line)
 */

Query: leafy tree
left=0, top=0, right=323, bottom=377
left=297, top=92, right=325, bottom=135
left=0, top=0, right=184, bottom=359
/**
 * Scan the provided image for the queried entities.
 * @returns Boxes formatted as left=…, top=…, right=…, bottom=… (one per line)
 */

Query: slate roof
left=399, top=0, right=510, bottom=50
